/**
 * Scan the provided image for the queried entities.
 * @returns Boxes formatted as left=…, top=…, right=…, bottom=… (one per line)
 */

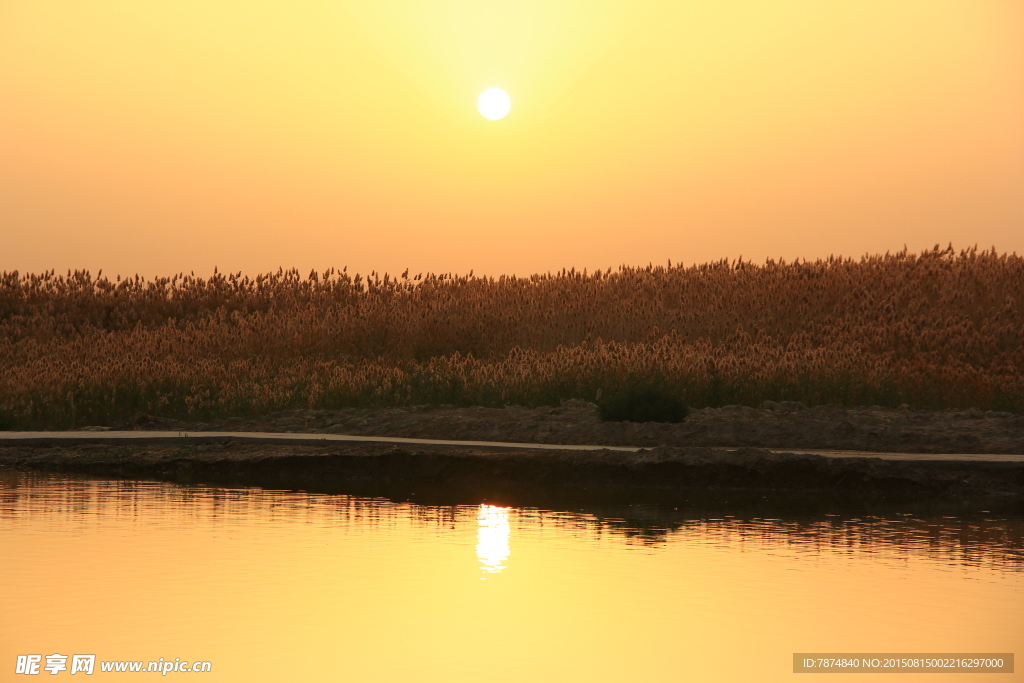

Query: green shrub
left=597, top=382, right=688, bottom=423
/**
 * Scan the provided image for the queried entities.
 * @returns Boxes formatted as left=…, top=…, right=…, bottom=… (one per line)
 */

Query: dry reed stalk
left=1, top=246, right=1021, bottom=428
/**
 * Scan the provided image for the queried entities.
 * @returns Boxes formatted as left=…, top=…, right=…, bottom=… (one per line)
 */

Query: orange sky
left=1, top=1, right=1022, bottom=278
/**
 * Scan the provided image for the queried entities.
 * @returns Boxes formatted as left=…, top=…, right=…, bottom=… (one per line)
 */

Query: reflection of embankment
left=2, top=472, right=1022, bottom=570
left=3, top=441, right=1022, bottom=504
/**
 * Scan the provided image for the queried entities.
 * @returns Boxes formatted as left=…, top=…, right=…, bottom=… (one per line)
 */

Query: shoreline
left=3, top=439, right=1022, bottom=514
left=3, top=429, right=1023, bottom=461
left=91, top=402, right=1024, bottom=455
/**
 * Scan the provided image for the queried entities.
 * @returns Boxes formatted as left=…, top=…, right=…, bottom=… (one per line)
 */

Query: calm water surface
left=2, top=473, right=1022, bottom=682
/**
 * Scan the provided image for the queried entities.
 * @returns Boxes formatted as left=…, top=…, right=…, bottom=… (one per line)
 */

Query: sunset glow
left=1, top=2, right=1022, bottom=276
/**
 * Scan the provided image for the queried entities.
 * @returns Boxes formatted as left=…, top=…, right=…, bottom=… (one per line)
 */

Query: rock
left=560, top=398, right=592, bottom=409
left=273, top=417, right=306, bottom=429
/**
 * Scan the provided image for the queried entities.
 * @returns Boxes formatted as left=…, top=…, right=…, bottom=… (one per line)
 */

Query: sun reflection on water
left=476, top=504, right=511, bottom=575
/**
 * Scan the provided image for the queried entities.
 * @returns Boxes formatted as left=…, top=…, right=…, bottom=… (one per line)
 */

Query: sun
left=477, top=88, right=511, bottom=120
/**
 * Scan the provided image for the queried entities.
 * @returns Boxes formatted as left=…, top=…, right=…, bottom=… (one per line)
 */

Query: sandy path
left=2, top=431, right=1022, bottom=462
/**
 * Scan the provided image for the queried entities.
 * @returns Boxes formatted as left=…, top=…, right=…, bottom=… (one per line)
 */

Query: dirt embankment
left=111, top=401, right=1024, bottom=454
left=7, top=401, right=1016, bottom=509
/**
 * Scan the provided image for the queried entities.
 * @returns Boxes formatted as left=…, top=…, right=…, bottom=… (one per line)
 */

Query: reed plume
left=1, top=245, right=1020, bottom=428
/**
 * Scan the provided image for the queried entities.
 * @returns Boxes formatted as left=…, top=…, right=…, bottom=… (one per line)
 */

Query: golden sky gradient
left=2, top=1, right=1022, bottom=278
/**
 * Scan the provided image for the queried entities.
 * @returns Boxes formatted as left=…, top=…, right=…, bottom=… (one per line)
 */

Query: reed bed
left=1, top=245, right=1021, bottom=428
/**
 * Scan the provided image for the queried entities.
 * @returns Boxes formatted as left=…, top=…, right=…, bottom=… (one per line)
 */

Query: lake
left=2, top=472, right=1021, bottom=681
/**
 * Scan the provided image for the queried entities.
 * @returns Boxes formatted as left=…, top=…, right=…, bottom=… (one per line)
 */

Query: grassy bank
left=1, top=246, right=1021, bottom=429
